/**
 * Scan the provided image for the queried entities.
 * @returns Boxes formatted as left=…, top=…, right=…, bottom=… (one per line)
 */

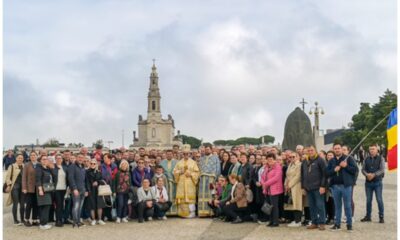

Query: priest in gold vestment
left=173, top=150, right=200, bottom=218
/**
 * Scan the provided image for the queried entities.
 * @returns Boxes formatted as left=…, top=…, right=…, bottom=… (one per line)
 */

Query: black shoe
left=301, top=220, right=309, bottom=226
left=14, top=220, right=22, bottom=226
left=346, top=225, right=353, bottom=231
left=138, top=219, right=144, bottom=223
left=24, top=221, right=32, bottom=227
left=268, top=223, right=279, bottom=227
left=231, top=217, right=243, bottom=224
left=250, top=214, right=258, bottom=223
left=32, top=221, right=39, bottom=226
left=325, top=219, right=333, bottom=225
left=361, top=216, right=371, bottom=222
left=379, top=217, right=385, bottom=223
left=55, top=221, right=64, bottom=227
left=330, top=225, right=341, bottom=231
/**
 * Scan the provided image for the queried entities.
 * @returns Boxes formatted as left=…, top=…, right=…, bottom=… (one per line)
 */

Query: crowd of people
left=3, top=143, right=386, bottom=232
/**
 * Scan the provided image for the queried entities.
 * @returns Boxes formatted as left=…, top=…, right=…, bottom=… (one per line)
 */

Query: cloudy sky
left=4, top=0, right=397, bottom=149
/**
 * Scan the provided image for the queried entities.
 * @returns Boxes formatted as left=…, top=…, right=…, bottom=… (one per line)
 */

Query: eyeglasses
left=289, top=156, right=296, bottom=159
left=90, top=163, right=96, bottom=165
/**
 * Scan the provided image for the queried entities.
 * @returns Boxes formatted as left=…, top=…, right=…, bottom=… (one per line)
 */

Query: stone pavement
left=3, top=170, right=397, bottom=240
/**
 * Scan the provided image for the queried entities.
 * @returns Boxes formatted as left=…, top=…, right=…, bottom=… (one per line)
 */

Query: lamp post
left=309, top=101, right=325, bottom=137
left=106, top=141, right=113, bottom=153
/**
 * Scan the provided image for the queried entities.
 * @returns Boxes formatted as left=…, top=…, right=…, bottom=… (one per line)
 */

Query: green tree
left=337, top=89, right=397, bottom=150
left=180, top=135, right=202, bottom=149
left=92, top=139, right=104, bottom=148
left=43, top=138, right=60, bottom=147
left=213, top=135, right=275, bottom=146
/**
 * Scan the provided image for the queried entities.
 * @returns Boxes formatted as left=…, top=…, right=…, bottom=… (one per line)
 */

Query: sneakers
left=97, top=220, right=106, bottom=225
left=379, top=217, right=385, bottom=224
left=39, top=224, right=52, bottom=230
left=122, top=217, right=129, bottom=223
left=162, top=216, right=167, bottom=220
left=14, top=220, right=22, bottom=226
left=306, top=224, right=318, bottom=230
left=231, top=216, right=243, bottom=224
left=147, top=217, right=153, bottom=221
left=330, top=225, right=341, bottom=231
left=116, top=218, right=121, bottom=224
left=361, top=216, right=371, bottom=222
left=347, top=225, right=353, bottom=232
left=287, top=221, right=301, bottom=227
left=90, top=220, right=97, bottom=226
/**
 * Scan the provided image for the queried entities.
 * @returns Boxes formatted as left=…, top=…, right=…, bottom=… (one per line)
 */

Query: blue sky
left=3, top=0, right=397, bottom=148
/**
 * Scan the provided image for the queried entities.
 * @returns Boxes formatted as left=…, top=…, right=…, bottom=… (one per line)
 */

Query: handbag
left=3, top=166, right=14, bottom=193
left=284, top=191, right=293, bottom=205
left=261, top=199, right=273, bottom=215
left=43, top=182, right=55, bottom=192
left=98, top=181, right=112, bottom=196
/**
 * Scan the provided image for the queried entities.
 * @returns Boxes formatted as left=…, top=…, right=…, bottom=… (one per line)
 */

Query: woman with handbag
left=284, top=152, right=303, bottom=227
left=261, top=153, right=284, bottom=227
left=222, top=174, right=248, bottom=224
left=152, top=177, right=172, bottom=220
left=35, top=155, right=56, bottom=230
left=4, top=153, right=25, bottom=225
left=86, top=159, right=107, bottom=226
left=112, top=160, right=131, bottom=223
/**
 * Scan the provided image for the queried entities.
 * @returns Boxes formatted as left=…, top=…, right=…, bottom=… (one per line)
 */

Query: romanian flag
left=387, top=108, right=397, bottom=171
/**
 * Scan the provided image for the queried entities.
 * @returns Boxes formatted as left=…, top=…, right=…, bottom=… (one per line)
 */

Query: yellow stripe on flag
left=387, top=125, right=397, bottom=150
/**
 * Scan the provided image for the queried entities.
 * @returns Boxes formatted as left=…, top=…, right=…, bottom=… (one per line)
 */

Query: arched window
left=152, top=128, right=156, bottom=138
left=152, top=100, right=156, bottom=111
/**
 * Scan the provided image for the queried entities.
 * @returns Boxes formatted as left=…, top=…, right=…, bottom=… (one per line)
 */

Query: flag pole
left=344, top=111, right=392, bottom=161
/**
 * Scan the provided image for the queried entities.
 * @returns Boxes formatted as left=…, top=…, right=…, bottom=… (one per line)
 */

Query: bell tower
left=147, top=59, right=161, bottom=120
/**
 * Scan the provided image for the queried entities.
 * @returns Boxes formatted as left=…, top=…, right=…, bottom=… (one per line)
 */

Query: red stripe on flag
left=387, top=144, right=397, bottom=171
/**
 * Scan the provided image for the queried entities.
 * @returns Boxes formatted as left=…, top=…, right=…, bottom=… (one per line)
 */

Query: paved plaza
left=3, top=171, right=397, bottom=240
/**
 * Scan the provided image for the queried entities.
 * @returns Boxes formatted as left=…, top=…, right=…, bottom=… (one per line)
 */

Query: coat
left=5, top=163, right=24, bottom=206
left=22, top=161, right=38, bottom=193
left=261, top=163, right=284, bottom=196
left=230, top=182, right=247, bottom=208
left=284, top=161, right=303, bottom=211
left=35, top=165, right=56, bottom=206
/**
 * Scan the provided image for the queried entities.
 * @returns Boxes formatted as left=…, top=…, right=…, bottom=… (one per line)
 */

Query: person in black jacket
left=220, top=152, right=232, bottom=177
left=301, top=145, right=327, bottom=230
left=68, top=153, right=89, bottom=228
left=53, top=154, right=68, bottom=227
left=86, top=159, right=107, bottom=226
left=326, top=143, right=358, bottom=232
left=36, top=155, right=56, bottom=230
left=238, top=153, right=252, bottom=188
left=361, top=144, right=385, bottom=223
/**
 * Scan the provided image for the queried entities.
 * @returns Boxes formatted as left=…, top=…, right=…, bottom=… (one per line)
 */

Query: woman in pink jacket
left=261, top=153, right=284, bottom=227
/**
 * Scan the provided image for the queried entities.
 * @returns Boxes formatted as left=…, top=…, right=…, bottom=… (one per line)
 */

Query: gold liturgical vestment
left=173, top=158, right=200, bottom=217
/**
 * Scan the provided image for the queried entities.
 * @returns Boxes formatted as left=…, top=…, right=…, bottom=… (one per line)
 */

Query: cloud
left=3, top=0, right=397, bottom=148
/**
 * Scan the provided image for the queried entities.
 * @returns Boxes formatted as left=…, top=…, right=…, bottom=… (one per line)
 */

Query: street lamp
left=309, top=101, right=325, bottom=134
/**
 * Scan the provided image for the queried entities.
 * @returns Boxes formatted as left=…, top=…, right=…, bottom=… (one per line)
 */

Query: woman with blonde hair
left=86, top=159, right=106, bottom=226
left=112, top=160, right=131, bottom=223
left=284, top=152, right=303, bottom=227
left=4, top=153, right=25, bottom=225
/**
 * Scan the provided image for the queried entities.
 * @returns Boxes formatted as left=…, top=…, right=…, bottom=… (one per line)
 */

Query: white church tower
left=133, top=60, right=182, bottom=149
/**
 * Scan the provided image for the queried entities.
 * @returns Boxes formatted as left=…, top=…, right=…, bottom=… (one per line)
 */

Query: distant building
left=132, top=61, right=182, bottom=149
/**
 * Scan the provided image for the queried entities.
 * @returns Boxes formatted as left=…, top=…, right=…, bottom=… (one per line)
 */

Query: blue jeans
left=72, top=192, right=85, bottom=224
left=331, top=185, right=352, bottom=226
left=117, top=193, right=129, bottom=218
left=365, top=181, right=384, bottom=218
left=307, top=190, right=326, bottom=225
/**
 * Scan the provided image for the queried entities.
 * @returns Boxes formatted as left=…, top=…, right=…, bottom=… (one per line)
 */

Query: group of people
left=3, top=142, right=386, bottom=233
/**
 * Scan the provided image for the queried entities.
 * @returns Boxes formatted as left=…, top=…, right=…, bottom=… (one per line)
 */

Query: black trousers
left=39, top=205, right=51, bottom=225
left=304, top=207, right=311, bottom=221
left=267, top=195, right=279, bottom=224
left=25, top=193, right=39, bottom=220
left=137, top=201, right=154, bottom=221
left=293, top=210, right=302, bottom=223
left=223, top=203, right=248, bottom=220
left=54, top=190, right=66, bottom=223
left=11, top=187, right=25, bottom=222
left=326, top=196, right=335, bottom=221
